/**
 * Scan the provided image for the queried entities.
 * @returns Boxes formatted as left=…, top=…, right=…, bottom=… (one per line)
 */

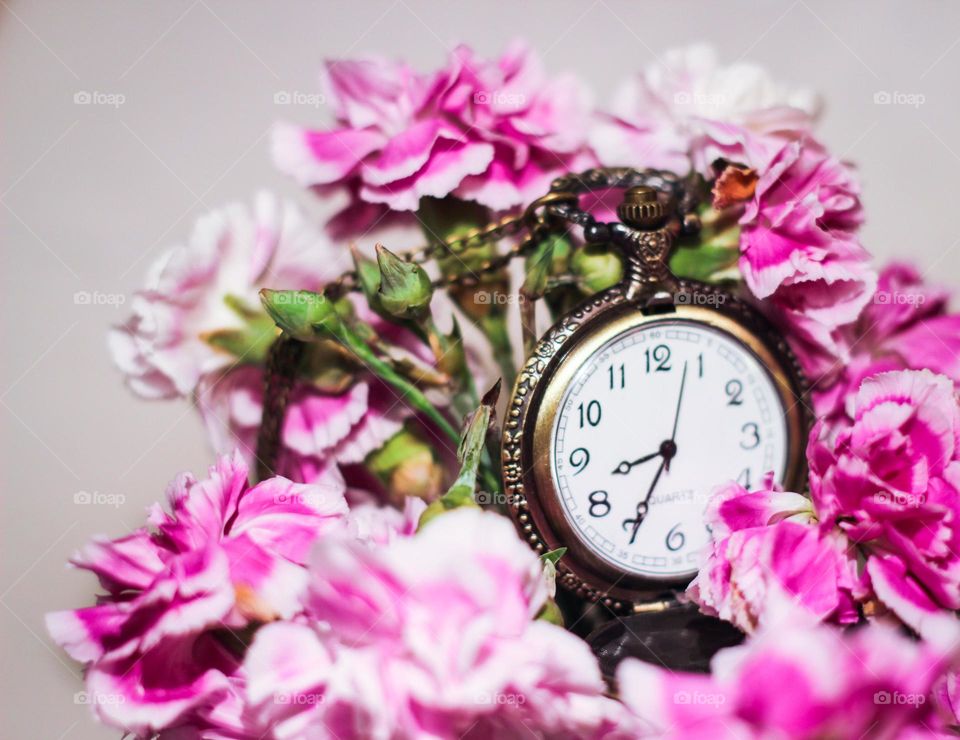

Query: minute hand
left=666, top=360, right=688, bottom=471
left=623, top=456, right=667, bottom=545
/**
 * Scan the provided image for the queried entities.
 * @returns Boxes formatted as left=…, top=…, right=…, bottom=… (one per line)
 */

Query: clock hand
left=617, top=361, right=687, bottom=544
left=665, top=361, right=688, bottom=472
left=623, top=456, right=667, bottom=545
left=611, top=450, right=660, bottom=475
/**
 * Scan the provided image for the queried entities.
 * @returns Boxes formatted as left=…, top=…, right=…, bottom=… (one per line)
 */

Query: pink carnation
left=110, top=191, right=348, bottom=400
left=591, top=44, right=820, bottom=175
left=726, top=135, right=877, bottom=377
left=272, top=40, right=594, bottom=235
left=813, top=262, right=960, bottom=422
left=809, top=369, right=960, bottom=646
left=46, top=452, right=348, bottom=736
left=618, top=605, right=957, bottom=738
left=244, top=508, right=625, bottom=738
left=688, top=479, right=861, bottom=633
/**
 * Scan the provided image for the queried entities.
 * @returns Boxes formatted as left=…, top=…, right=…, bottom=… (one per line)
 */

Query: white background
left=3, top=1, right=960, bottom=736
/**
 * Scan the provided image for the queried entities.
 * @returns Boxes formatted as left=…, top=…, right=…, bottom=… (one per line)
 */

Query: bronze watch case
left=501, top=278, right=811, bottom=613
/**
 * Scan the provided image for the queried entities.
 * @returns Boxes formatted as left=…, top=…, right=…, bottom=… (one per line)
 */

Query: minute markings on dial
left=550, top=321, right=790, bottom=579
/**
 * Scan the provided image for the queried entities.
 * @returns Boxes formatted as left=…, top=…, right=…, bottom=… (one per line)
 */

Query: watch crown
left=618, top=186, right=667, bottom=229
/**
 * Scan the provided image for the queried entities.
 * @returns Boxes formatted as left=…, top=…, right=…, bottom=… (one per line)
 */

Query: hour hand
left=611, top=450, right=660, bottom=475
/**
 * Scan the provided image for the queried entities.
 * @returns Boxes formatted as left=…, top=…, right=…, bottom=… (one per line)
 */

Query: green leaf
left=202, top=316, right=278, bottom=364
left=540, top=547, right=567, bottom=567
left=536, top=599, right=564, bottom=626
left=522, top=232, right=572, bottom=299
left=367, top=426, right=442, bottom=501
left=367, top=427, right=433, bottom=478
left=202, top=295, right=280, bottom=363
left=669, top=203, right=743, bottom=283
left=418, top=381, right=501, bottom=530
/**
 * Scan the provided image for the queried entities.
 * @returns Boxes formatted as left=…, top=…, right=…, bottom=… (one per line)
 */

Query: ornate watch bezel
left=501, top=279, right=810, bottom=613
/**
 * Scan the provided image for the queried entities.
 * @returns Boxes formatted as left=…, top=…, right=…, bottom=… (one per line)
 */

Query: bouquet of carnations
left=49, top=42, right=960, bottom=738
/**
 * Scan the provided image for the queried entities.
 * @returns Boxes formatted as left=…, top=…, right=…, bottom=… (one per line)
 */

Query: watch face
left=549, top=318, right=790, bottom=581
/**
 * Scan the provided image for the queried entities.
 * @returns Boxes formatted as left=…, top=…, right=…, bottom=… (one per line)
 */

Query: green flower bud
left=571, top=245, right=623, bottom=294
left=259, top=289, right=339, bottom=341
left=367, top=428, right=443, bottom=503
left=376, top=243, right=433, bottom=321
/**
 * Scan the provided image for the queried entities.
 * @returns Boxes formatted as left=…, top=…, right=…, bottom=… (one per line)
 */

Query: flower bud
left=390, top=449, right=444, bottom=502
left=571, top=245, right=623, bottom=294
left=376, top=243, right=433, bottom=321
left=259, top=289, right=339, bottom=341
left=368, top=428, right=444, bottom=503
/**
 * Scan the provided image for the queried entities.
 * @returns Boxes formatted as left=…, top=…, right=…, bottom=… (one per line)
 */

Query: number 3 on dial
left=549, top=319, right=791, bottom=580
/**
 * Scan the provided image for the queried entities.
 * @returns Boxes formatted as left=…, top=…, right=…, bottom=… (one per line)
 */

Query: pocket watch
left=501, top=168, right=810, bottom=614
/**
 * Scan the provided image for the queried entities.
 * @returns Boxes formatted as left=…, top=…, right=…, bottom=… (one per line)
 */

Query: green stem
left=334, top=328, right=460, bottom=446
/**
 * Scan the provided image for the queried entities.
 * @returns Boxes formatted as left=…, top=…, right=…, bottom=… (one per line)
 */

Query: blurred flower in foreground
left=244, top=508, right=626, bottom=739
left=619, top=602, right=958, bottom=738
left=46, top=452, right=348, bottom=736
left=272, top=40, right=594, bottom=235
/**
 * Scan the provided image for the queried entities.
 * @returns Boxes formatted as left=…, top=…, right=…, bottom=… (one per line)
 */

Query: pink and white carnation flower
left=716, top=134, right=877, bottom=378
left=110, top=191, right=349, bottom=400
left=273, top=40, right=595, bottom=235
left=808, top=369, right=960, bottom=646
left=694, top=370, right=960, bottom=646
left=111, top=191, right=433, bottom=488
left=618, top=603, right=958, bottom=738
left=244, top=508, right=627, bottom=739
left=46, top=452, right=348, bottom=736
left=688, top=477, right=861, bottom=634
left=591, top=44, right=820, bottom=175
